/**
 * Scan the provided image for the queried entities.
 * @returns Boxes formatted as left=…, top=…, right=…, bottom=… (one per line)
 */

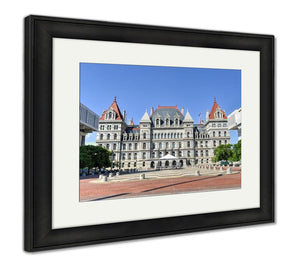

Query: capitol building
left=96, top=97, right=230, bottom=169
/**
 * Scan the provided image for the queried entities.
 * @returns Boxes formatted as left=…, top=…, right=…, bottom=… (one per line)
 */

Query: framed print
left=24, top=15, right=274, bottom=251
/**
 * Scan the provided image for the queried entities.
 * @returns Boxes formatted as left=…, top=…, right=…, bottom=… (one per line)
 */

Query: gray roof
left=150, top=107, right=184, bottom=125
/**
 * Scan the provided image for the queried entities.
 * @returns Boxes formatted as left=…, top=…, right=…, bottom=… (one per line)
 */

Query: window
left=166, top=119, right=169, bottom=126
left=106, top=144, right=110, bottom=150
left=218, top=123, right=221, bottom=127
left=134, top=153, right=137, bottom=159
left=159, top=152, right=162, bottom=158
left=224, top=131, right=227, bottom=137
left=156, top=119, right=160, bottom=126
left=128, top=153, right=131, bottom=160
left=154, top=133, right=157, bottom=139
left=201, top=150, right=203, bottom=156
left=166, top=142, right=169, bottom=149
left=128, top=162, right=130, bottom=167
left=200, top=141, right=203, bottom=147
left=143, top=132, right=146, bottom=139
left=225, top=140, right=227, bottom=144
left=219, top=131, right=221, bottom=137
left=187, top=151, right=190, bottom=157
left=213, top=131, right=215, bottom=137
left=114, top=125, right=118, bottom=130
left=109, top=112, right=112, bottom=119
left=223, top=123, right=227, bottom=127
left=212, top=123, right=216, bottom=127
left=100, top=134, right=103, bottom=140
left=187, top=141, right=190, bottom=148
left=205, top=150, right=208, bottom=156
left=122, top=153, right=125, bottom=160
left=213, top=140, right=216, bottom=147
left=107, top=134, right=110, bottom=140
left=219, top=140, right=222, bottom=145
left=134, top=143, right=138, bottom=150
left=195, top=151, right=198, bottom=157
left=123, top=144, right=126, bottom=150
left=114, top=133, right=117, bottom=140
left=172, top=142, right=175, bottom=148
left=100, top=125, right=104, bottom=130
left=129, top=143, right=132, bottom=150
left=112, top=154, right=116, bottom=160
left=143, top=152, right=146, bottom=159
left=180, top=133, right=183, bottom=138
left=205, top=141, right=208, bottom=147
left=143, top=143, right=146, bottom=149
left=107, top=125, right=111, bottom=130
left=143, top=162, right=145, bottom=167
left=179, top=151, right=182, bottom=157
left=187, top=132, right=190, bottom=138
left=159, top=142, right=162, bottom=149
left=179, top=142, right=182, bottom=148
left=113, top=144, right=116, bottom=150
left=175, top=119, right=179, bottom=126
left=152, top=152, right=155, bottom=158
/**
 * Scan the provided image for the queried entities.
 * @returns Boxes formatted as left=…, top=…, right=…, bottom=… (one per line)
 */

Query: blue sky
left=80, top=63, right=241, bottom=144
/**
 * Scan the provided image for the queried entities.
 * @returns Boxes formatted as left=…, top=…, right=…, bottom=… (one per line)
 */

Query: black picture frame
left=24, top=15, right=274, bottom=252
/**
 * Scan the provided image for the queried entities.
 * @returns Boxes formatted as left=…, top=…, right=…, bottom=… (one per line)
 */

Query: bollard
left=101, top=176, right=108, bottom=182
left=140, top=174, right=145, bottom=180
left=98, top=174, right=102, bottom=180
left=195, top=170, right=200, bottom=176
left=226, top=167, right=232, bottom=174
left=109, top=173, right=113, bottom=177
left=116, top=172, right=119, bottom=176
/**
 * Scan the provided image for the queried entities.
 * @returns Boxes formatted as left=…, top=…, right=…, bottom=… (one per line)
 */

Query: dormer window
left=166, top=118, right=169, bottom=126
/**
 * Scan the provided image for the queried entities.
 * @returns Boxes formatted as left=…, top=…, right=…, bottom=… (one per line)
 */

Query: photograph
left=79, top=63, right=242, bottom=202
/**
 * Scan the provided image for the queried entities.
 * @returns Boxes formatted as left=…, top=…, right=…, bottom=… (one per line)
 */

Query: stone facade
left=96, top=97, right=230, bottom=169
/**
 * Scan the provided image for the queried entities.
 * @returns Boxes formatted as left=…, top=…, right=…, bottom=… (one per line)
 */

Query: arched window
left=154, top=133, right=157, bottom=139
left=107, top=134, right=110, bottom=140
left=166, top=119, right=169, bottom=126
left=224, top=131, right=227, bottom=137
left=164, top=133, right=167, bottom=139
left=156, top=119, right=160, bottom=126
left=143, top=143, right=146, bottom=149
left=106, top=144, right=110, bottom=150
left=175, top=118, right=179, bottom=126
left=107, top=125, right=111, bottom=130
left=166, top=142, right=169, bottom=149
left=168, top=133, right=170, bottom=139
left=113, top=144, right=116, bottom=150
left=172, top=142, right=175, bottom=148
left=134, top=153, right=137, bottom=159
left=180, top=133, right=183, bottom=138
left=159, top=142, right=162, bottom=149
left=187, top=132, right=190, bottom=138
left=142, top=152, right=146, bottom=159
left=205, top=150, right=209, bottom=156
left=134, top=143, right=138, bottom=150
left=213, top=140, right=216, bottom=147
left=123, top=144, right=126, bottom=150
left=122, top=153, right=126, bottom=160
left=179, top=142, right=182, bottom=148
left=213, top=131, right=215, bottom=137
left=152, top=152, right=155, bottom=158
left=128, top=153, right=131, bottom=160
left=109, top=112, right=112, bottom=119
left=187, top=141, right=190, bottom=148
left=179, top=151, right=182, bottom=157
left=100, top=134, right=103, bottom=140
left=129, top=143, right=132, bottom=150
left=187, top=151, right=190, bottom=157
left=219, top=131, right=221, bottom=137
left=159, top=152, right=162, bottom=158
left=219, top=140, right=222, bottom=145
left=143, top=133, right=146, bottom=139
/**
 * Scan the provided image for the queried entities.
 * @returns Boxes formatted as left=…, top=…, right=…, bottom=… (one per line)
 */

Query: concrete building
left=228, top=108, right=241, bottom=141
left=96, top=97, right=230, bottom=169
left=80, top=103, right=99, bottom=146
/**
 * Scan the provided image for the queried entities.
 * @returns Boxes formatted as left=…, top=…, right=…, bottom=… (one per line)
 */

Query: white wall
left=0, top=0, right=297, bottom=262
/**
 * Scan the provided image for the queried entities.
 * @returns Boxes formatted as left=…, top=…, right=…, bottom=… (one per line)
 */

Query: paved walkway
left=80, top=167, right=241, bottom=202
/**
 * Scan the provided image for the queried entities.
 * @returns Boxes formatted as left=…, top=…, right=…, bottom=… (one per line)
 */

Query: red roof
left=209, top=99, right=227, bottom=119
left=99, top=97, right=123, bottom=120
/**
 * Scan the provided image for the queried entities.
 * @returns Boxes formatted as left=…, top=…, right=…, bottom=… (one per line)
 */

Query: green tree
left=80, top=145, right=112, bottom=170
left=231, top=140, right=241, bottom=161
left=213, top=144, right=233, bottom=162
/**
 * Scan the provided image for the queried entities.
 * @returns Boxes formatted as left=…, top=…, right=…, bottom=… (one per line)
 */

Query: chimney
left=150, top=107, right=154, bottom=116
left=181, top=107, right=184, bottom=115
left=206, top=110, right=209, bottom=121
left=123, top=110, right=127, bottom=123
